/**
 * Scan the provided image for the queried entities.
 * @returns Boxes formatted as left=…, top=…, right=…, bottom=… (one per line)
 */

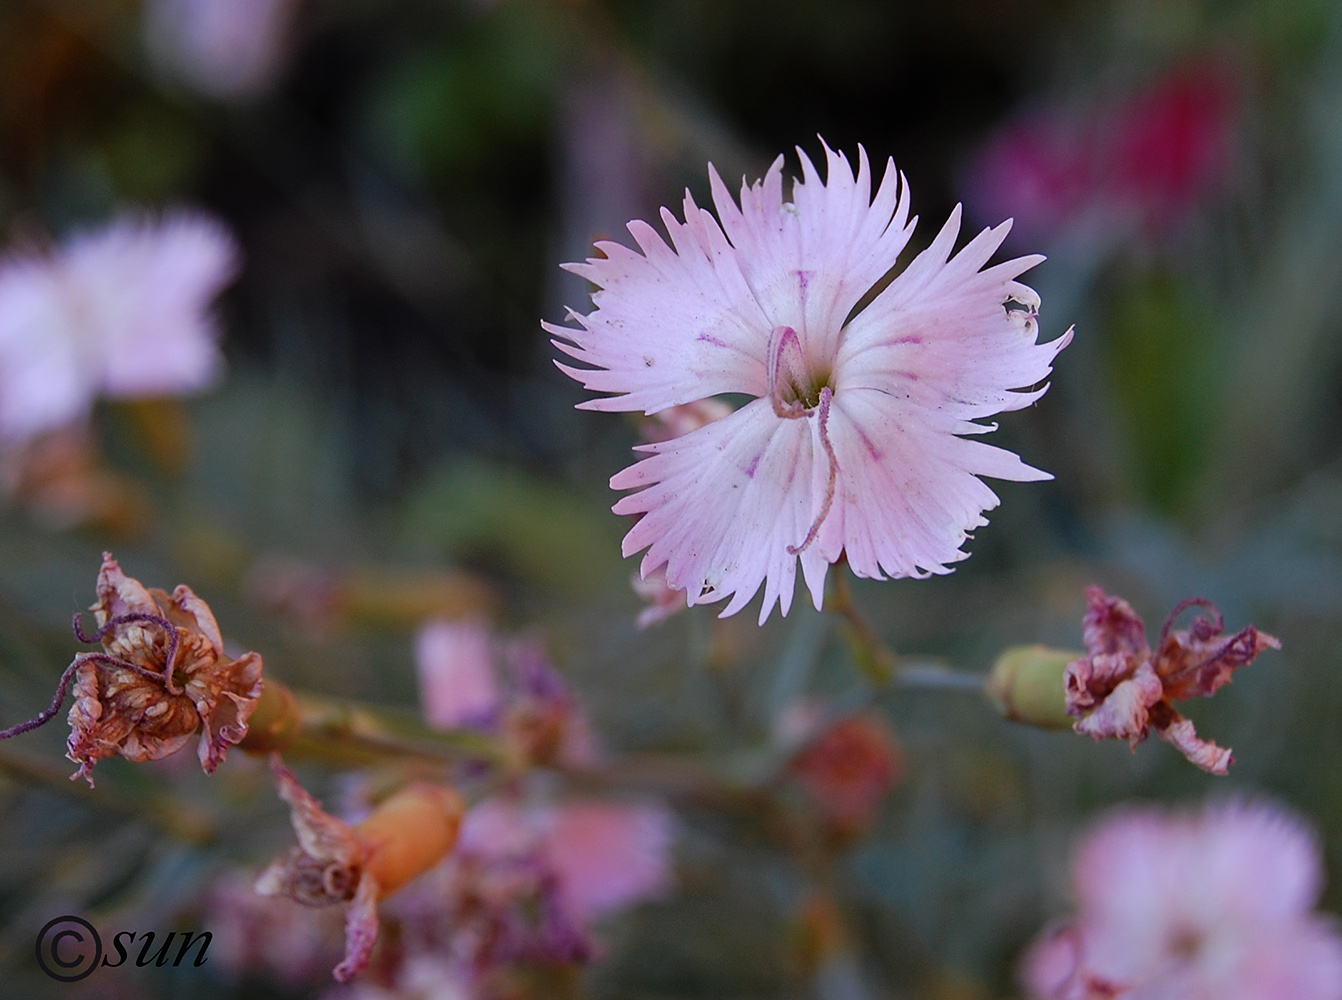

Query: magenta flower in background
left=1020, top=800, right=1342, bottom=1000
left=549, top=142, right=1070, bottom=623
left=966, top=64, right=1238, bottom=244
left=0, top=211, right=239, bottom=443
left=144, top=0, right=300, bottom=101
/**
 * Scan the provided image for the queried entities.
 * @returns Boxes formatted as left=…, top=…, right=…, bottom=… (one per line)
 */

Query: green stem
left=240, top=680, right=513, bottom=769
left=828, top=569, right=897, bottom=684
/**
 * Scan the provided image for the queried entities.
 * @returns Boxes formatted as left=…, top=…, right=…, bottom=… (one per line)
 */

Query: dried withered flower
left=0, top=552, right=263, bottom=785
left=795, top=715, right=904, bottom=835
left=1065, top=586, right=1279, bottom=774
left=256, top=755, right=464, bottom=982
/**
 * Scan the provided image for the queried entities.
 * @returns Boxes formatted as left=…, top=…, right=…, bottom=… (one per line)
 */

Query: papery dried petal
left=1080, top=586, right=1148, bottom=659
left=1062, top=587, right=1277, bottom=772
left=1071, top=662, right=1163, bottom=746
left=1151, top=708, right=1233, bottom=775
left=59, top=553, right=264, bottom=783
left=270, top=755, right=364, bottom=870
left=333, top=874, right=381, bottom=983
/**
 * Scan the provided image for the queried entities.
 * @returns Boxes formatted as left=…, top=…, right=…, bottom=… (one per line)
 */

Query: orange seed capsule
left=356, top=783, right=465, bottom=898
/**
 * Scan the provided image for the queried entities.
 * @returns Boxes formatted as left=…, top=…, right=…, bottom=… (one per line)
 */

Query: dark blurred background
left=2, top=0, right=1342, bottom=998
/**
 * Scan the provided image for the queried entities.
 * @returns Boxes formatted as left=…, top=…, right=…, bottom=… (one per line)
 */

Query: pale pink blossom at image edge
left=1020, top=801, right=1342, bottom=1000
left=547, top=140, right=1071, bottom=624
left=0, top=211, right=239, bottom=443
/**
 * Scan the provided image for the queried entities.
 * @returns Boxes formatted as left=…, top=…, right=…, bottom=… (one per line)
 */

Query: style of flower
left=414, top=620, right=595, bottom=768
left=256, top=756, right=465, bottom=982
left=0, top=211, right=238, bottom=443
left=1020, top=800, right=1342, bottom=1000
left=548, top=141, right=1070, bottom=623
left=1064, top=587, right=1279, bottom=774
left=0, top=553, right=264, bottom=785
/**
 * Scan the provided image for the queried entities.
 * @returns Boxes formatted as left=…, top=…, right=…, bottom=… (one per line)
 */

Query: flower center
left=767, top=326, right=830, bottom=417
left=767, top=327, right=839, bottom=556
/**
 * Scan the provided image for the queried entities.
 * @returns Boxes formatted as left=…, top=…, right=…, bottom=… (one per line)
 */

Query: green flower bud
left=986, top=644, right=1080, bottom=730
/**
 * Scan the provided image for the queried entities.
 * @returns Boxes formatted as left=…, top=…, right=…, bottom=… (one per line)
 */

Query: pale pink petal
left=1227, top=920, right=1342, bottom=1000
left=66, top=212, right=238, bottom=398
left=549, top=188, right=770, bottom=413
left=1072, top=663, right=1163, bottom=744
left=0, top=256, right=89, bottom=440
left=1019, top=924, right=1084, bottom=1000
left=415, top=620, right=500, bottom=729
left=800, top=387, right=1023, bottom=604
left=94, top=551, right=159, bottom=621
left=1194, top=801, right=1324, bottom=923
left=1049, top=800, right=1342, bottom=1000
left=1153, top=714, right=1233, bottom=775
left=835, top=208, right=1066, bottom=421
left=708, top=144, right=915, bottom=364
left=613, top=399, right=821, bottom=623
left=545, top=803, right=673, bottom=921
left=456, top=799, right=537, bottom=859
left=0, top=211, right=237, bottom=445
left=640, top=398, right=734, bottom=442
left=333, top=873, right=381, bottom=983
left=631, top=568, right=687, bottom=628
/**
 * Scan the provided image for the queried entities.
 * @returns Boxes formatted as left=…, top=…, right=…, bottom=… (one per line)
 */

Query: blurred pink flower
left=416, top=620, right=500, bottom=729
left=967, top=64, right=1238, bottom=244
left=542, top=802, right=675, bottom=921
left=457, top=799, right=674, bottom=922
left=0, top=211, right=238, bottom=443
left=208, top=871, right=346, bottom=988
left=346, top=795, right=672, bottom=993
left=638, top=397, right=735, bottom=444
left=1065, top=587, right=1279, bottom=774
left=549, top=141, right=1069, bottom=624
left=144, top=0, right=300, bottom=100
left=631, top=566, right=686, bottom=628
left=785, top=708, right=905, bottom=837
left=1021, top=800, right=1342, bottom=1000
left=414, top=621, right=596, bottom=768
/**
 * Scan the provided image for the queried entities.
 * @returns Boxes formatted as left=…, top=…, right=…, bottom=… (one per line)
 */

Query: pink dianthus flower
left=1020, top=800, right=1342, bottom=1000
left=0, top=211, right=238, bottom=443
left=549, top=141, right=1070, bottom=623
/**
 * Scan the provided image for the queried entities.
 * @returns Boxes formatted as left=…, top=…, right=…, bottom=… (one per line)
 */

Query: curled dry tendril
left=0, top=611, right=184, bottom=741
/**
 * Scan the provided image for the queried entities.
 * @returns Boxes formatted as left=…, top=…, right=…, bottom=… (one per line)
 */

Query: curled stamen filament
left=73, top=611, right=183, bottom=695
left=789, top=385, right=838, bottom=556
left=0, top=650, right=171, bottom=742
